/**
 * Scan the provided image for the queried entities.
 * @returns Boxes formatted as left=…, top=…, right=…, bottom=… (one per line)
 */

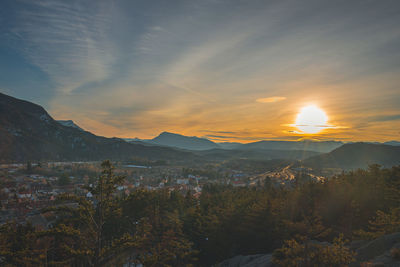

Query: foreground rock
left=218, top=254, right=274, bottom=267
left=354, top=232, right=400, bottom=266
left=219, top=232, right=400, bottom=267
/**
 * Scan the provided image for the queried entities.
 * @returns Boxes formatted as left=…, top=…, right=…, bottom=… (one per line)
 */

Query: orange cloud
left=256, top=96, right=286, bottom=103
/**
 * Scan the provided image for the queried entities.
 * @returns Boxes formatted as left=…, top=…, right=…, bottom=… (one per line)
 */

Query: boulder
left=354, top=232, right=400, bottom=266
left=356, top=232, right=400, bottom=262
left=218, top=254, right=274, bottom=267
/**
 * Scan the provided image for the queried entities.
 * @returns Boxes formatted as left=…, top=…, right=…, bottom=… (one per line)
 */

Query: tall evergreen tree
left=42, top=160, right=135, bottom=266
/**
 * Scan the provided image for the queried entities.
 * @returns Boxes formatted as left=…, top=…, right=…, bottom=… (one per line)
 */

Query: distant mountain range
left=384, top=141, right=400, bottom=146
left=125, top=132, right=344, bottom=152
left=1, top=92, right=399, bottom=170
left=238, top=140, right=344, bottom=153
left=304, top=142, right=400, bottom=170
left=148, top=132, right=219, bottom=150
left=125, top=132, right=400, bottom=156
left=194, top=148, right=320, bottom=161
left=0, top=92, right=194, bottom=163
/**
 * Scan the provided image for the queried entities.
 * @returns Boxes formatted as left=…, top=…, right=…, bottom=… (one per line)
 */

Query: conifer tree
left=0, top=222, right=46, bottom=266
left=42, top=160, right=135, bottom=266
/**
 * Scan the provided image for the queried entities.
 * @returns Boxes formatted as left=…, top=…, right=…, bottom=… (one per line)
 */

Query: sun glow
left=295, top=105, right=328, bottom=134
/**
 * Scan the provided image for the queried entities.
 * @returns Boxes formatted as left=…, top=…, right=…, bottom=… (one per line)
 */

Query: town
left=0, top=160, right=326, bottom=229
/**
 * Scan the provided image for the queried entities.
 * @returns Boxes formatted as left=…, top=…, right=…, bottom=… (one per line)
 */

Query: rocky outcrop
left=218, top=254, right=274, bottom=267
left=219, top=233, right=400, bottom=267
left=354, top=232, right=400, bottom=266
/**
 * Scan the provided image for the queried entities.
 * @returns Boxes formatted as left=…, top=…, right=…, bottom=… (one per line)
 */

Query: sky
left=1, top=0, right=400, bottom=142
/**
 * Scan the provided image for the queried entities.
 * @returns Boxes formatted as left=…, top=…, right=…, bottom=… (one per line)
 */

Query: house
left=176, top=179, right=189, bottom=185
left=232, top=181, right=246, bottom=187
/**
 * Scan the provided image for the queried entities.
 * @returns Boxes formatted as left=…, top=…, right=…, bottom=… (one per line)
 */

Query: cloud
left=9, top=0, right=116, bottom=94
left=368, top=114, right=400, bottom=122
left=3, top=0, right=400, bottom=142
left=204, top=134, right=271, bottom=141
left=199, top=130, right=236, bottom=134
left=256, top=96, right=286, bottom=103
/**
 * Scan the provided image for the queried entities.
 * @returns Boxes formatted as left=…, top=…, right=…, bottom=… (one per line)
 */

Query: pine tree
left=41, top=160, right=136, bottom=266
left=0, top=222, right=46, bottom=266
left=272, top=234, right=355, bottom=267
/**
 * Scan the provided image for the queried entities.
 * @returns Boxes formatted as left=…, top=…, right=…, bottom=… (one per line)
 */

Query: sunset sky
left=1, top=0, right=400, bottom=142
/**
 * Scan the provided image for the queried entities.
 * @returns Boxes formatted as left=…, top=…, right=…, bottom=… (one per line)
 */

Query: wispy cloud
left=204, top=135, right=272, bottom=142
left=10, top=0, right=115, bottom=94
left=2, top=0, right=400, bottom=142
left=368, top=114, right=400, bottom=122
left=256, top=96, right=286, bottom=103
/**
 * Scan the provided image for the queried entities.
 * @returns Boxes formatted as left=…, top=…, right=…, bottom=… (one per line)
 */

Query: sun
left=295, top=105, right=328, bottom=134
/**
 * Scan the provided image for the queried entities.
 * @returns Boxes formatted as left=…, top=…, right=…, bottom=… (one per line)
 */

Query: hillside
left=0, top=93, right=195, bottom=163
left=57, top=120, right=84, bottom=131
left=195, top=148, right=320, bottom=161
left=384, top=141, right=400, bottom=146
left=303, top=142, right=400, bottom=170
left=149, top=131, right=219, bottom=150
left=240, top=140, right=343, bottom=153
left=130, top=133, right=344, bottom=153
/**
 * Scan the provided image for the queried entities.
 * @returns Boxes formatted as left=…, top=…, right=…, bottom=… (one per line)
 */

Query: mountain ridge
left=2, top=92, right=400, bottom=167
left=57, top=120, right=84, bottom=131
left=127, top=134, right=346, bottom=153
left=126, top=132, right=400, bottom=153
left=303, top=142, right=400, bottom=170
left=148, top=131, right=219, bottom=151
left=0, top=92, right=195, bottom=163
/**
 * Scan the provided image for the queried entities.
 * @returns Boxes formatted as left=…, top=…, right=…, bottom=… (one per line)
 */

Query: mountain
left=384, top=141, right=400, bottom=146
left=0, top=92, right=195, bottom=163
left=239, top=140, right=343, bottom=153
left=303, top=142, right=400, bottom=170
left=149, top=132, right=219, bottom=150
left=195, top=148, right=320, bottom=161
left=216, top=142, right=243, bottom=150
left=57, top=120, right=84, bottom=131
left=129, top=134, right=342, bottom=153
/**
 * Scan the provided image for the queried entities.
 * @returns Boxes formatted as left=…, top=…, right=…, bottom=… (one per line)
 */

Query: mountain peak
left=57, top=120, right=84, bottom=131
left=151, top=132, right=218, bottom=150
left=158, top=131, right=179, bottom=136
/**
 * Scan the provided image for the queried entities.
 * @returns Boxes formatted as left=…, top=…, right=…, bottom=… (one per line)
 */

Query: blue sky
left=1, top=0, right=400, bottom=141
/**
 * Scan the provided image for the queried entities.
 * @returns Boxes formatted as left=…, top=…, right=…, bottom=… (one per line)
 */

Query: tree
left=58, top=173, right=70, bottom=186
left=26, top=161, right=33, bottom=174
left=272, top=234, right=355, bottom=266
left=355, top=208, right=400, bottom=240
left=42, top=160, right=135, bottom=266
left=0, top=222, right=46, bottom=266
left=138, top=210, right=198, bottom=266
